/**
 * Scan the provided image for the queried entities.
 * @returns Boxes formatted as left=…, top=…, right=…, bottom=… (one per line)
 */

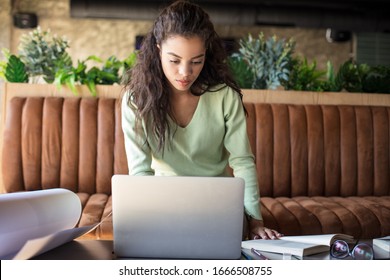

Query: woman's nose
left=179, top=63, right=192, bottom=76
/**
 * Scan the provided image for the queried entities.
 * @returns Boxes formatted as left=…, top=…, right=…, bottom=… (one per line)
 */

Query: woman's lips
left=177, top=80, right=191, bottom=87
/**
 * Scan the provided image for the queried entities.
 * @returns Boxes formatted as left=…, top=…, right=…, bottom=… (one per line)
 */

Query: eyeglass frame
left=330, top=239, right=374, bottom=260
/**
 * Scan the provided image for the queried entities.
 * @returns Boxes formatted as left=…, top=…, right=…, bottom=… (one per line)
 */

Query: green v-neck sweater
left=121, top=85, right=262, bottom=220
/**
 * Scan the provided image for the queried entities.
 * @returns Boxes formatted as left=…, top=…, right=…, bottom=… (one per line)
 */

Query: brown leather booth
left=2, top=96, right=390, bottom=239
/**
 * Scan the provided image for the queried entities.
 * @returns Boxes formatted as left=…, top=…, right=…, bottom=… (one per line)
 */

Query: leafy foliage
left=5, top=55, right=29, bottom=83
left=2, top=27, right=390, bottom=95
left=363, top=65, right=390, bottom=93
left=120, top=51, right=138, bottom=85
left=0, top=49, right=28, bottom=83
left=337, top=61, right=390, bottom=94
left=0, top=27, right=137, bottom=96
left=0, top=49, right=7, bottom=81
left=227, top=56, right=253, bottom=89
left=284, top=58, right=342, bottom=92
left=231, top=33, right=295, bottom=89
left=227, top=32, right=390, bottom=93
left=18, top=27, right=72, bottom=83
left=336, top=61, right=370, bottom=93
left=284, top=58, right=390, bottom=93
left=284, top=57, right=325, bottom=91
left=54, top=53, right=137, bottom=96
left=323, top=61, right=344, bottom=92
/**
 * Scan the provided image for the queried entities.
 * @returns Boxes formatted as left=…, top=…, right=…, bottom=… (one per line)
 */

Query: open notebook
left=111, top=175, right=245, bottom=259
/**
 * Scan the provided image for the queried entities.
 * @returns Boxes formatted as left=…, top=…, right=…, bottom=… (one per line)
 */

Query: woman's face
left=158, top=35, right=206, bottom=94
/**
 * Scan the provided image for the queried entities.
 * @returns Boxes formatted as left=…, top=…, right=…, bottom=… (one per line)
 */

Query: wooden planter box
left=1, top=83, right=390, bottom=193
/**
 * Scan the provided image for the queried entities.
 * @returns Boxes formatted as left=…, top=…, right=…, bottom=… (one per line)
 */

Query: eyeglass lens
left=352, top=243, right=373, bottom=260
left=330, top=240, right=373, bottom=260
left=331, top=240, right=350, bottom=258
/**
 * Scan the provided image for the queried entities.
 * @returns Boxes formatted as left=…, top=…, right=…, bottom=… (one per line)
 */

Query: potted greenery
left=0, top=26, right=136, bottom=96
left=0, top=50, right=28, bottom=83
left=228, top=32, right=390, bottom=94
left=2, top=27, right=389, bottom=98
left=228, top=33, right=295, bottom=90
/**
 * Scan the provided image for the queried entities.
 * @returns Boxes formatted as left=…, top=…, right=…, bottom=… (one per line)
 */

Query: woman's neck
left=169, top=91, right=200, bottom=128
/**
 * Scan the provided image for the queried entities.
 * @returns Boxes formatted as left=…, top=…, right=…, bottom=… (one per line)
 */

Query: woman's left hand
left=248, top=218, right=283, bottom=240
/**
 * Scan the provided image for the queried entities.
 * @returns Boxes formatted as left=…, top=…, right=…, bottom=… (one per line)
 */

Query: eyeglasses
left=330, top=240, right=373, bottom=260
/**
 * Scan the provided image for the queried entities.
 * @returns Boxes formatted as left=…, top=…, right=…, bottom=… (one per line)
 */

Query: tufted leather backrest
left=245, top=103, right=390, bottom=197
left=2, top=97, right=128, bottom=194
left=3, top=97, right=390, bottom=197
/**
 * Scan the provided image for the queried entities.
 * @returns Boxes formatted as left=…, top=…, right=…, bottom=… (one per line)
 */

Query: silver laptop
left=111, top=175, right=245, bottom=259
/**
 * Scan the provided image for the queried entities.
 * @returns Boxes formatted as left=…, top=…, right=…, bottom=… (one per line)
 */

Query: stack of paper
left=373, top=236, right=390, bottom=259
left=0, top=189, right=97, bottom=260
left=373, top=236, right=390, bottom=251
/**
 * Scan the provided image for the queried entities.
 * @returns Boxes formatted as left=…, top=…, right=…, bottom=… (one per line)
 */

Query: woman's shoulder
left=206, top=84, right=241, bottom=101
left=121, top=90, right=138, bottom=110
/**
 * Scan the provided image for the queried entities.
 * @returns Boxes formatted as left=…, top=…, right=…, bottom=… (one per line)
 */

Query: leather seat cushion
left=76, top=194, right=390, bottom=240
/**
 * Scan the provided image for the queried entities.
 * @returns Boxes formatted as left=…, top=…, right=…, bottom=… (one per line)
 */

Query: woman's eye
left=170, top=60, right=180, bottom=64
left=192, top=61, right=203, bottom=65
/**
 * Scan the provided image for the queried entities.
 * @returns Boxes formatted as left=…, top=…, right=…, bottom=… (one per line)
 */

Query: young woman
left=121, top=0, right=282, bottom=240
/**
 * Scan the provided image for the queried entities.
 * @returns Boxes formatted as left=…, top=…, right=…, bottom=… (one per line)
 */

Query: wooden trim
left=242, top=89, right=390, bottom=106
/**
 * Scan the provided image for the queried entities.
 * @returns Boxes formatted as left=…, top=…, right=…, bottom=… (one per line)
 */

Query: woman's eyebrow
left=166, top=52, right=205, bottom=59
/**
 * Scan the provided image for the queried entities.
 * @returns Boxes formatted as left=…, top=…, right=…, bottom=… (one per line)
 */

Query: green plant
left=284, top=57, right=325, bottom=91
left=323, top=61, right=344, bottom=92
left=227, top=32, right=387, bottom=94
left=290, top=59, right=390, bottom=94
left=284, top=58, right=390, bottom=93
left=227, top=55, right=253, bottom=89
left=363, top=65, right=390, bottom=93
left=284, top=58, right=342, bottom=92
left=336, top=61, right=369, bottom=93
left=54, top=52, right=137, bottom=96
left=0, top=27, right=137, bottom=96
left=18, top=26, right=72, bottom=83
left=231, top=33, right=295, bottom=89
left=337, top=61, right=390, bottom=94
left=119, top=51, right=138, bottom=85
left=0, top=49, right=29, bottom=83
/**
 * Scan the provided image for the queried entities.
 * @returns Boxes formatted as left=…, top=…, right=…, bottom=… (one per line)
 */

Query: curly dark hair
left=123, top=0, right=244, bottom=151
